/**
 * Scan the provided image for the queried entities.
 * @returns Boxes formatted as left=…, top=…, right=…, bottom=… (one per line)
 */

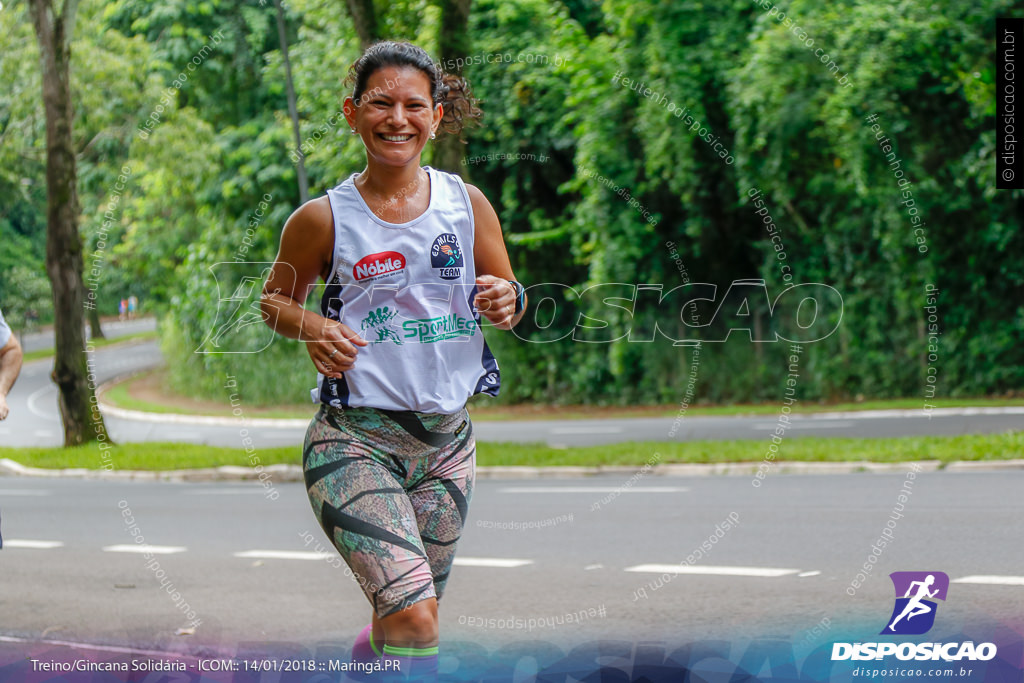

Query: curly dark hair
left=345, top=41, right=482, bottom=139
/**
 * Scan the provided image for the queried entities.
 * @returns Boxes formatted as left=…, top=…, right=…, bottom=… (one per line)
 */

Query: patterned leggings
left=303, top=405, right=475, bottom=617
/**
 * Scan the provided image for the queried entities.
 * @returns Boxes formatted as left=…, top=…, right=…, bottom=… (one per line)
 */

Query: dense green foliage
left=2, top=0, right=1020, bottom=405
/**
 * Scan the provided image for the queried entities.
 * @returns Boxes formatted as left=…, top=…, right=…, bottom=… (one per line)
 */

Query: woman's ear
left=433, top=102, right=444, bottom=134
left=343, top=96, right=358, bottom=130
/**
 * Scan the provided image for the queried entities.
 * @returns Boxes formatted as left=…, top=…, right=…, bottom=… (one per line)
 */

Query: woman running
left=261, top=41, right=526, bottom=681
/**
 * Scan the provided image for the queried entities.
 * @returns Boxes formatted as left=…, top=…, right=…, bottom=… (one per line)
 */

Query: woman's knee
left=380, top=599, right=438, bottom=646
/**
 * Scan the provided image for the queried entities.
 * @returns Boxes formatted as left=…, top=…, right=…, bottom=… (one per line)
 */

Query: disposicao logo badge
left=832, top=569, right=996, bottom=663
left=881, top=571, right=949, bottom=635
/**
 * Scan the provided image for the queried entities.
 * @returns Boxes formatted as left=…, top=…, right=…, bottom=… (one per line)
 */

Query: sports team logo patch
left=353, top=251, right=406, bottom=282
left=430, top=233, right=463, bottom=280
left=360, top=306, right=403, bottom=344
left=881, top=571, right=949, bottom=635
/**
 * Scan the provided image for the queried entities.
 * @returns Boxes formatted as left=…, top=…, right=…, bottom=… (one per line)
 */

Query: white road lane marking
left=952, top=575, right=1024, bottom=586
left=102, top=544, right=186, bottom=554
left=184, top=488, right=265, bottom=495
left=228, top=552, right=534, bottom=567
left=3, top=539, right=64, bottom=549
left=625, top=564, right=801, bottom=577
left=453, top=557, right=533, bottom=568
left=798, top=570, right=821, bottom=577
left=27, top=385, right=59, bottom=420
left=233, top=550, right=334, bottom=560
left=499, top=486, right=688, bottom=494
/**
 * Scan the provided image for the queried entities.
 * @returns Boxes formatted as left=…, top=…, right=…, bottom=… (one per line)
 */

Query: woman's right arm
left=260, top=197, right=367, bottom=379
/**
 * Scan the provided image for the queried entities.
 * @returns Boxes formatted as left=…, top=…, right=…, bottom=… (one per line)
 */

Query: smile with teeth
left=379, top=133, right=415, bottom=142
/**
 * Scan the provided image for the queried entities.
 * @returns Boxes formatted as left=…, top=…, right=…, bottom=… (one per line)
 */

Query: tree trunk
left=29, top=0, right=107, bottom=446
left=344, top=0, right=378, bottom=50
left=87, top=295, right=105, bottom=340
left=275, top=0, right=309, bottom=204
left=433, top=0, right=472, bottom=173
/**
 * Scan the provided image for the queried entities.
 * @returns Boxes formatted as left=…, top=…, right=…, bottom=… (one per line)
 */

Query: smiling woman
left=259, top=41, right=527, bottom=683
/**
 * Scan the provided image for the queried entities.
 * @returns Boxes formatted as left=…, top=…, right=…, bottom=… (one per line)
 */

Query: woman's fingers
left=311, top=320, right=367, bottom=376
left=344, top=324, right=370, bottom=347
left=321, top=321, right=367, bottom=353
left=474, top=277, right=515, bottom=325
left=316, top=349, right=354, bottom=377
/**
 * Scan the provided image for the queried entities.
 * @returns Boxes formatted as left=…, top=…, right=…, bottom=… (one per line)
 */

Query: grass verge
left=100, top=368, right=1024, bottom=421
left=2, top=432, right=1020, bottom=471
left=100, top=369, right=316, bottom=420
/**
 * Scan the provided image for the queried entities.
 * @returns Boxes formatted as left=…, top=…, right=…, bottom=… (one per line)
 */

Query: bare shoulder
left=1, top=331, right=20, bottom=354
left=464, top=182, right=493, bottom=209
left=274, top=195, right=335, bottom=284
left=464, top=183, right=499, bottom=224
left=286, top=195, right=333, bottom=239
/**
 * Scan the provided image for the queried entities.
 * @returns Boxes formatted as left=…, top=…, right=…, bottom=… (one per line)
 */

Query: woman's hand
left=474, top=275, right=517, bottom=331
left=305, top=314, right=369, bottom=379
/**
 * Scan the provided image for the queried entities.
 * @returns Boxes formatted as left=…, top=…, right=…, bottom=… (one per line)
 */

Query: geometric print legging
left=303, top=404, right=475, bottom=617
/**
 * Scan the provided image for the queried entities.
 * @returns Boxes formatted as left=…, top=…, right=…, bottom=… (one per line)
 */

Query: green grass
left=2, top=432, right=1020, bottom=471
left=468, top=396, right=1024, bottom=419
left=480, top=432, right=1024, bottom=467
left=0, top=443, right=269, bottom=471
left=22, top=331, right=159, bottom=363
left=101, top=376, right=317, bottom=419
left=99, top=368, right=1024, bottom=421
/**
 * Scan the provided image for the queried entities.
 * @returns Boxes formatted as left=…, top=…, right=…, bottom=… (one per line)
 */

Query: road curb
left=3, top=458, right=1024, bottom=482
left=0, top=458, right=305, bottom=482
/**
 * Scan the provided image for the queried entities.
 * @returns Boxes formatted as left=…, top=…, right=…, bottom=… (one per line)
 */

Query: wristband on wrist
left=508, top=280, right=525, bottom=316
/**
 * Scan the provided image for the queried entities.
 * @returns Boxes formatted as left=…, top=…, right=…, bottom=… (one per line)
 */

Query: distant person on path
left=118, top=298, right=127, bottom=322
left=261, top=41, right=526, bottom=681
left=0, top=307, right=24, bottom=420
left=128, top=295, right=137, bottom=320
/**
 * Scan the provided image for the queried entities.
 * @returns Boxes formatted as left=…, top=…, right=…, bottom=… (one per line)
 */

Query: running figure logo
left=360, top=306, right=403, bottom=345
left=881, top=571, right=950, bottom=635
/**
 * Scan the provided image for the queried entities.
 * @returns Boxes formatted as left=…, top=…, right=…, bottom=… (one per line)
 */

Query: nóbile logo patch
left=353, top=251, right=406, bottom=282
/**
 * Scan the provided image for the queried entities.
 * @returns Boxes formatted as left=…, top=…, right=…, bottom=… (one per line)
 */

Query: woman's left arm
left=468, top=183, right=527, bottom=331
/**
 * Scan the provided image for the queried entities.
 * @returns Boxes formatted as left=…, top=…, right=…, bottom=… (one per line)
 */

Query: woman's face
left=344, top=65, right=442, bottom=168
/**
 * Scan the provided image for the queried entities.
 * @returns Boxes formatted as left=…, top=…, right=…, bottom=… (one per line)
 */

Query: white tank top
left=311, top=166, right=501, bottom=413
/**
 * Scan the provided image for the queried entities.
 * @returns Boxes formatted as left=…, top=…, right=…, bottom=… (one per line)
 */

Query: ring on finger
left=329, top=349, right=339, bottom=358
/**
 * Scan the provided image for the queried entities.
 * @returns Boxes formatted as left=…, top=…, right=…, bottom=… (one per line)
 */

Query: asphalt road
left=3, top=337, right=1022, bottom=449
left=17, top=317, right=157, bottom=354
left=1, top=472, right=1021, bottom=656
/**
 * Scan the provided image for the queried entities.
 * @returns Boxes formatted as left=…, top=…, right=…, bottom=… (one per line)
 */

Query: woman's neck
left=356, top=159, right=426, bottom=198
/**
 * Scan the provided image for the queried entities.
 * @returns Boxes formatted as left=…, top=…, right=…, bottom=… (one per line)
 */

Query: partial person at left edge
left=0, top=305, right=24, bottom=422
left=0, top=305, right=24, bottom=550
